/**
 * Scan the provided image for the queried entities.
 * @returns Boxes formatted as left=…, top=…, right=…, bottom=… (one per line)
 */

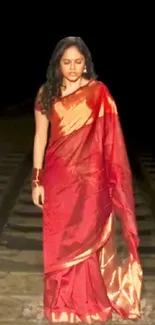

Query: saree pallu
left=35, top=80, right=143, bottom=323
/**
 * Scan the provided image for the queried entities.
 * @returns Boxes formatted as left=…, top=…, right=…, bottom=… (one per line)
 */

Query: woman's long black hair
left=36, top=36, right=97, bottom=115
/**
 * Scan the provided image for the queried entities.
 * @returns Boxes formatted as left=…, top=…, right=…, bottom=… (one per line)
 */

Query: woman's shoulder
left=90, top=80, right=111, bottom=98
left=91, top=80, right=117, bottom=112
left=92, top=79, right=109, bottom=92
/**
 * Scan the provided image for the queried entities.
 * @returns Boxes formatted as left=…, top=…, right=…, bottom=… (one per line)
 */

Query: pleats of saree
left=44, top=214, right=142, bottom=324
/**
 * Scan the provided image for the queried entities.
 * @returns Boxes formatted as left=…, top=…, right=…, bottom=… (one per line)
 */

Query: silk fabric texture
left=34, top=80, right=142, bottom=323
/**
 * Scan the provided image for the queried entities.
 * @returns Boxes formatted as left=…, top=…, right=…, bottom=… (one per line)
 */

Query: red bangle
left=32, top=168, right=43, bottom=187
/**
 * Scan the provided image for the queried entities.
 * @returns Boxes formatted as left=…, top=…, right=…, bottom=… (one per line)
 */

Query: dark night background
left=1, top=7, right=154, bottom=157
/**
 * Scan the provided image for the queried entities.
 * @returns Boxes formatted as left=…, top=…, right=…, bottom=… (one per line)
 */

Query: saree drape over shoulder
left=34, top=80, right=142, bottom=323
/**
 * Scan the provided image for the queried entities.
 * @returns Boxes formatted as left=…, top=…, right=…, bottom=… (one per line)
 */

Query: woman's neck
left=62, top=77, right=85, bottom=92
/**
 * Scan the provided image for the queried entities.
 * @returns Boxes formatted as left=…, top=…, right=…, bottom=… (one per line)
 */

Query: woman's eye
left=63, top=61, right=70, bottom=65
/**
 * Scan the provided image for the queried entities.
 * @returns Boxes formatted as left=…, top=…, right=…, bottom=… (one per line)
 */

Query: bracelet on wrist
left=32, top=168, right=43, bottom=188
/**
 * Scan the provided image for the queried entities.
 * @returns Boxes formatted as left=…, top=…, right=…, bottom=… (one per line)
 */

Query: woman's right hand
left=32, top=185, right=44, bottom=209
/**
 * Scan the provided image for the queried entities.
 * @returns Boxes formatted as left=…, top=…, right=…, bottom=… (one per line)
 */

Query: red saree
left=34, top=79, right=142, bottom=323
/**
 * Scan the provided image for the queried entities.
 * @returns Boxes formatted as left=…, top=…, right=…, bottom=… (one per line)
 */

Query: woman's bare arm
left=33, top=109, right=49, bottom=169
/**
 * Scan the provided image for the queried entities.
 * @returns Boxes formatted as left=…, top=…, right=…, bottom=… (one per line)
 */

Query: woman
left=32, top=36, right=142, bottom=324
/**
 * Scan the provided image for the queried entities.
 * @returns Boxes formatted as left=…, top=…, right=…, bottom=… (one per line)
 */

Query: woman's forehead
left=61, top=46, right=84, bottom=59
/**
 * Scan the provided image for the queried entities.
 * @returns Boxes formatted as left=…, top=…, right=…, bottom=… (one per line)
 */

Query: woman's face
left=60, top=46, right=86, bottom=82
